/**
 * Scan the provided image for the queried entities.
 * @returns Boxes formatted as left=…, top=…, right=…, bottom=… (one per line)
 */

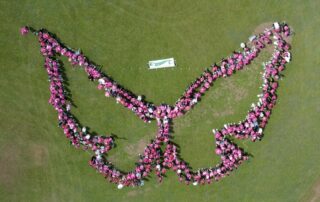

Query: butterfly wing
left=163, top=23, right=292, bottom=183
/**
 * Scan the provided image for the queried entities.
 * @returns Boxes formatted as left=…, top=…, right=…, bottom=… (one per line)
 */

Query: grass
left=0, top=0, right=320, bottom=201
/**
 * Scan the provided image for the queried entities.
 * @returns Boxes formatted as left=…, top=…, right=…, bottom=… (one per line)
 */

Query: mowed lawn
left=0, top=0, right=319, bottom=201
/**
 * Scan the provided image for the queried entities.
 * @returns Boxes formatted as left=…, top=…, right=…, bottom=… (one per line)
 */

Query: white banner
left=148, top=58, right=175, bottom=69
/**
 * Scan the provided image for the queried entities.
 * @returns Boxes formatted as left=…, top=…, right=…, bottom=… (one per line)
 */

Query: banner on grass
left=148, top=58, right=175, bottom=69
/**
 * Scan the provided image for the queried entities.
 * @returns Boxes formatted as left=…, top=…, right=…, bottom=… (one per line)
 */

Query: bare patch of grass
left=304, top=178, right=320, bottom=202
left=29, top=144, right=49, bottom=167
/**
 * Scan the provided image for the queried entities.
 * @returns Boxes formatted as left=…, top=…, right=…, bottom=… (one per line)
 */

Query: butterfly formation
left=21, top=22, right=292, bottom=188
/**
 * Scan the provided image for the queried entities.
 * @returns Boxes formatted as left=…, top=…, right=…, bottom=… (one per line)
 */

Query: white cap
left=240, top=43, right=246, bottom=48
left=117, top=184, right=124, bottom=189
left=98, top=78, right=105, bottom=84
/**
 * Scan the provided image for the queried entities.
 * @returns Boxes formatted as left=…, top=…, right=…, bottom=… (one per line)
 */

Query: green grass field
left=1, top=1, right=320, bottom=201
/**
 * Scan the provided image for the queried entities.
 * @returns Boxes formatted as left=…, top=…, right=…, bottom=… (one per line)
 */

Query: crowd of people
left=21, top=21, right=292, bottom=188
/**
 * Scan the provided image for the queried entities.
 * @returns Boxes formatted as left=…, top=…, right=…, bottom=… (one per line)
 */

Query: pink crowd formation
left=21, top=21, right=292, bottom=188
